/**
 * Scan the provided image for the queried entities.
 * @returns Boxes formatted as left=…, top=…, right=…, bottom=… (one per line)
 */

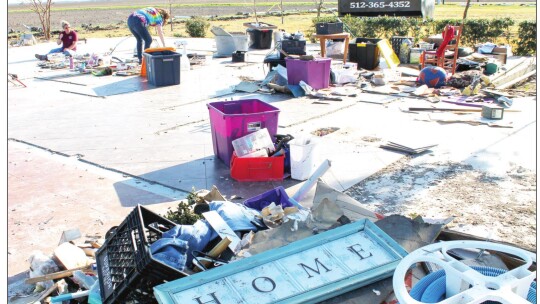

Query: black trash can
left=349, top=38, right=382, bottom=70
left=247, top=28, right=273, bottom=49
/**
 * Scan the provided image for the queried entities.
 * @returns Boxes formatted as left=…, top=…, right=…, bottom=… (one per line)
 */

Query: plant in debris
left=185, top=17, right=210, bottom=38
left=164, top=188, right=204, bottom=225
left=514, top=21, right=536, bottom=56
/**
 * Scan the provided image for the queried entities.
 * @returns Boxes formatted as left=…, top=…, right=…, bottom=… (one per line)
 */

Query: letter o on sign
left=252, top=277, right=276, bottom=293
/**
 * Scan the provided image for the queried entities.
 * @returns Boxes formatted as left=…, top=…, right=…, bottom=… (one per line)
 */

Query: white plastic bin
left=289, top=136, right=320, bottom=180
left=215, top=34, right=248, bottom=57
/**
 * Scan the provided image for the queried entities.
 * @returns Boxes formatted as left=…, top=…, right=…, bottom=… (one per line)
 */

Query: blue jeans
left=127, top=14, right=152, bottom=63
left=48, top=47, right=75, bottom=57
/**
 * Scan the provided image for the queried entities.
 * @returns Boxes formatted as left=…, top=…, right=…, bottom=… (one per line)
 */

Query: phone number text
left=349, top=1, right=411, bottom=8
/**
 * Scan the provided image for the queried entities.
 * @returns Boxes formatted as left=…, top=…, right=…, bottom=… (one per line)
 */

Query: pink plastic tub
left=207, top=99, right=280, bottom=166
left=285, top=57, right=331, bottom=90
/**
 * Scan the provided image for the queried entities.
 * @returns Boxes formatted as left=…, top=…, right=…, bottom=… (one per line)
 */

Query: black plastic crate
left=315, top=22, right=343, bottom=35
left=391, top=37, right=413, bottom=56
left=348, top=38, right=382, bottom=70
left=280, top=39, right=306, bottom=58
left=391, top=36, right=414, bottom=63
left=96, top=205, right=188, bottom=304
left=232, top=51, right=246, bottom=62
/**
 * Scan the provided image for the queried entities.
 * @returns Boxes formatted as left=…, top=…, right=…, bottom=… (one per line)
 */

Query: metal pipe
left=291, top=159, right=331, bottom=203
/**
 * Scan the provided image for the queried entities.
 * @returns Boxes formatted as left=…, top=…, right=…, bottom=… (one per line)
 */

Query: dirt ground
left=346, top=156, right=537, bottom=250
left=7, top=1, right=311, bottom=33
left=7, top=0, right=536, bottom=33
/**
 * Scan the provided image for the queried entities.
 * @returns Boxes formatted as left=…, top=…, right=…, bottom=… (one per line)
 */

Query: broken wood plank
left=193, top=237, right=232, bottom=272
left=36, top=281, right=60, bottom=302
left=25, top=265, right=91, bottom=284
left=495, top=70, right=537, bottom=90
left=490, top=58, right=535, bottom=87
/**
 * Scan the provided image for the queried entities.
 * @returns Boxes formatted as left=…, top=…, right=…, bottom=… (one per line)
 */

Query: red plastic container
left=230, top=152, right=284, bottom=182
left=208, top=99, right=280, bottom=166
left=285, top=57, right=331, bottom=90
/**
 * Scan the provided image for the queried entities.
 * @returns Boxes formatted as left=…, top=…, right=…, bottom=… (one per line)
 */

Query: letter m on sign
left=298, top=258, right=332, bottom=278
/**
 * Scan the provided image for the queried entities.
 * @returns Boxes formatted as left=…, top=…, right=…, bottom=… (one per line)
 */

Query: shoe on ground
left=35, top=54, right=47, bottom=61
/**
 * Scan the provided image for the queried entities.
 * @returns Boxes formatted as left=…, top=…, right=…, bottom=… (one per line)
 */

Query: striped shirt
left=132, top=7, right=163, bottom=27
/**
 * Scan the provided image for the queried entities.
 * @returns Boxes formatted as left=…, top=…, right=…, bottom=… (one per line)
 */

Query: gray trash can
left=215, top=34, right=248, bottom=57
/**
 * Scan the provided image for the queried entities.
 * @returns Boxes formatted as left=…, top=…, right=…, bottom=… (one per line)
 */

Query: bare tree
left=168, top=0, right=173, bottom=31
left=314, top=0, right=325, bottom=18
left=253, top=0, right=259, bottom=24
left=27, top=0, right=53, bottom=40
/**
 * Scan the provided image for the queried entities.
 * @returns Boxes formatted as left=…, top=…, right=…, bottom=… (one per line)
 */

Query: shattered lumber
left=495, top=70, right=537, bottom=90
left=25, top=265, right=91, bottom=284
left=490, top=57, right=536, bottom=88
left=36, top=281, right=60, bottom=302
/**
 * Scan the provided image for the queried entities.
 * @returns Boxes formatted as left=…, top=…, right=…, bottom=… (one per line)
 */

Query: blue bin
left=143, top=50, right=181, bottom=86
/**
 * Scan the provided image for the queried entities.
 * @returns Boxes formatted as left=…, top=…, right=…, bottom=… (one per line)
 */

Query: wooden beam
left=36, top=281, right=60, bottom=302
left=495, top=70, right=537, bottom=90
left=25, top=265, right=91, bottom=285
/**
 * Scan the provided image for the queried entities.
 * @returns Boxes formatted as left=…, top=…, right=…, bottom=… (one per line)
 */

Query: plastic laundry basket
left=207, top=99, right=280, bottom=165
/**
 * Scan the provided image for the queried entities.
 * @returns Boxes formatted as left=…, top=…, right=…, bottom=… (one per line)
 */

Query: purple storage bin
left=285, top=57, right=331, bottom=90
left=243, top=186, right=293, bottom=211
left=207, top=99, right=280, bottom=166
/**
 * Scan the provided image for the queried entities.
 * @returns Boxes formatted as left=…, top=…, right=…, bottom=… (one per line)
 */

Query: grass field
left=8, top=2, right=536, bottom=47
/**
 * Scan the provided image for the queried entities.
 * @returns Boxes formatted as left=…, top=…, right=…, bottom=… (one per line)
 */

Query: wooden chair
left=421, top=25, right=463, bottom=75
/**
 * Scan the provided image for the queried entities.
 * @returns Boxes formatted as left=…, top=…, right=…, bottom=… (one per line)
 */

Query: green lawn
left=12, top=3, right=536, bottom=43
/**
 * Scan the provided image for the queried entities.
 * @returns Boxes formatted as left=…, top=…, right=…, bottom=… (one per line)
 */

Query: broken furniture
left=313, top=32, right=351, bottom=64
left=421, top=24, right=463, bottom=75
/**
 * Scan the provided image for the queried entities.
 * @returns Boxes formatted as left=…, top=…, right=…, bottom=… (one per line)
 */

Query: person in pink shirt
left=35, top=20, right=78, bottom=61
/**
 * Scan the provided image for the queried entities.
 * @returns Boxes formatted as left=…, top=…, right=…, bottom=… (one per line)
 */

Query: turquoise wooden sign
left=154, top=219, right=407, bottom=304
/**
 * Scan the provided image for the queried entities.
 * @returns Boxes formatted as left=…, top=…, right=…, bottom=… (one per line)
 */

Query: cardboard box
left=474, top=44, right=513, bottom=56
left=483, top=53, right=507, bottom=64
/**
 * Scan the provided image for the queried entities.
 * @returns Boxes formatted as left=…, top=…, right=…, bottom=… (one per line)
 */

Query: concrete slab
left=7, top=140, right=184, bottom=277
left=7, top=36, right=536, bottom=279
